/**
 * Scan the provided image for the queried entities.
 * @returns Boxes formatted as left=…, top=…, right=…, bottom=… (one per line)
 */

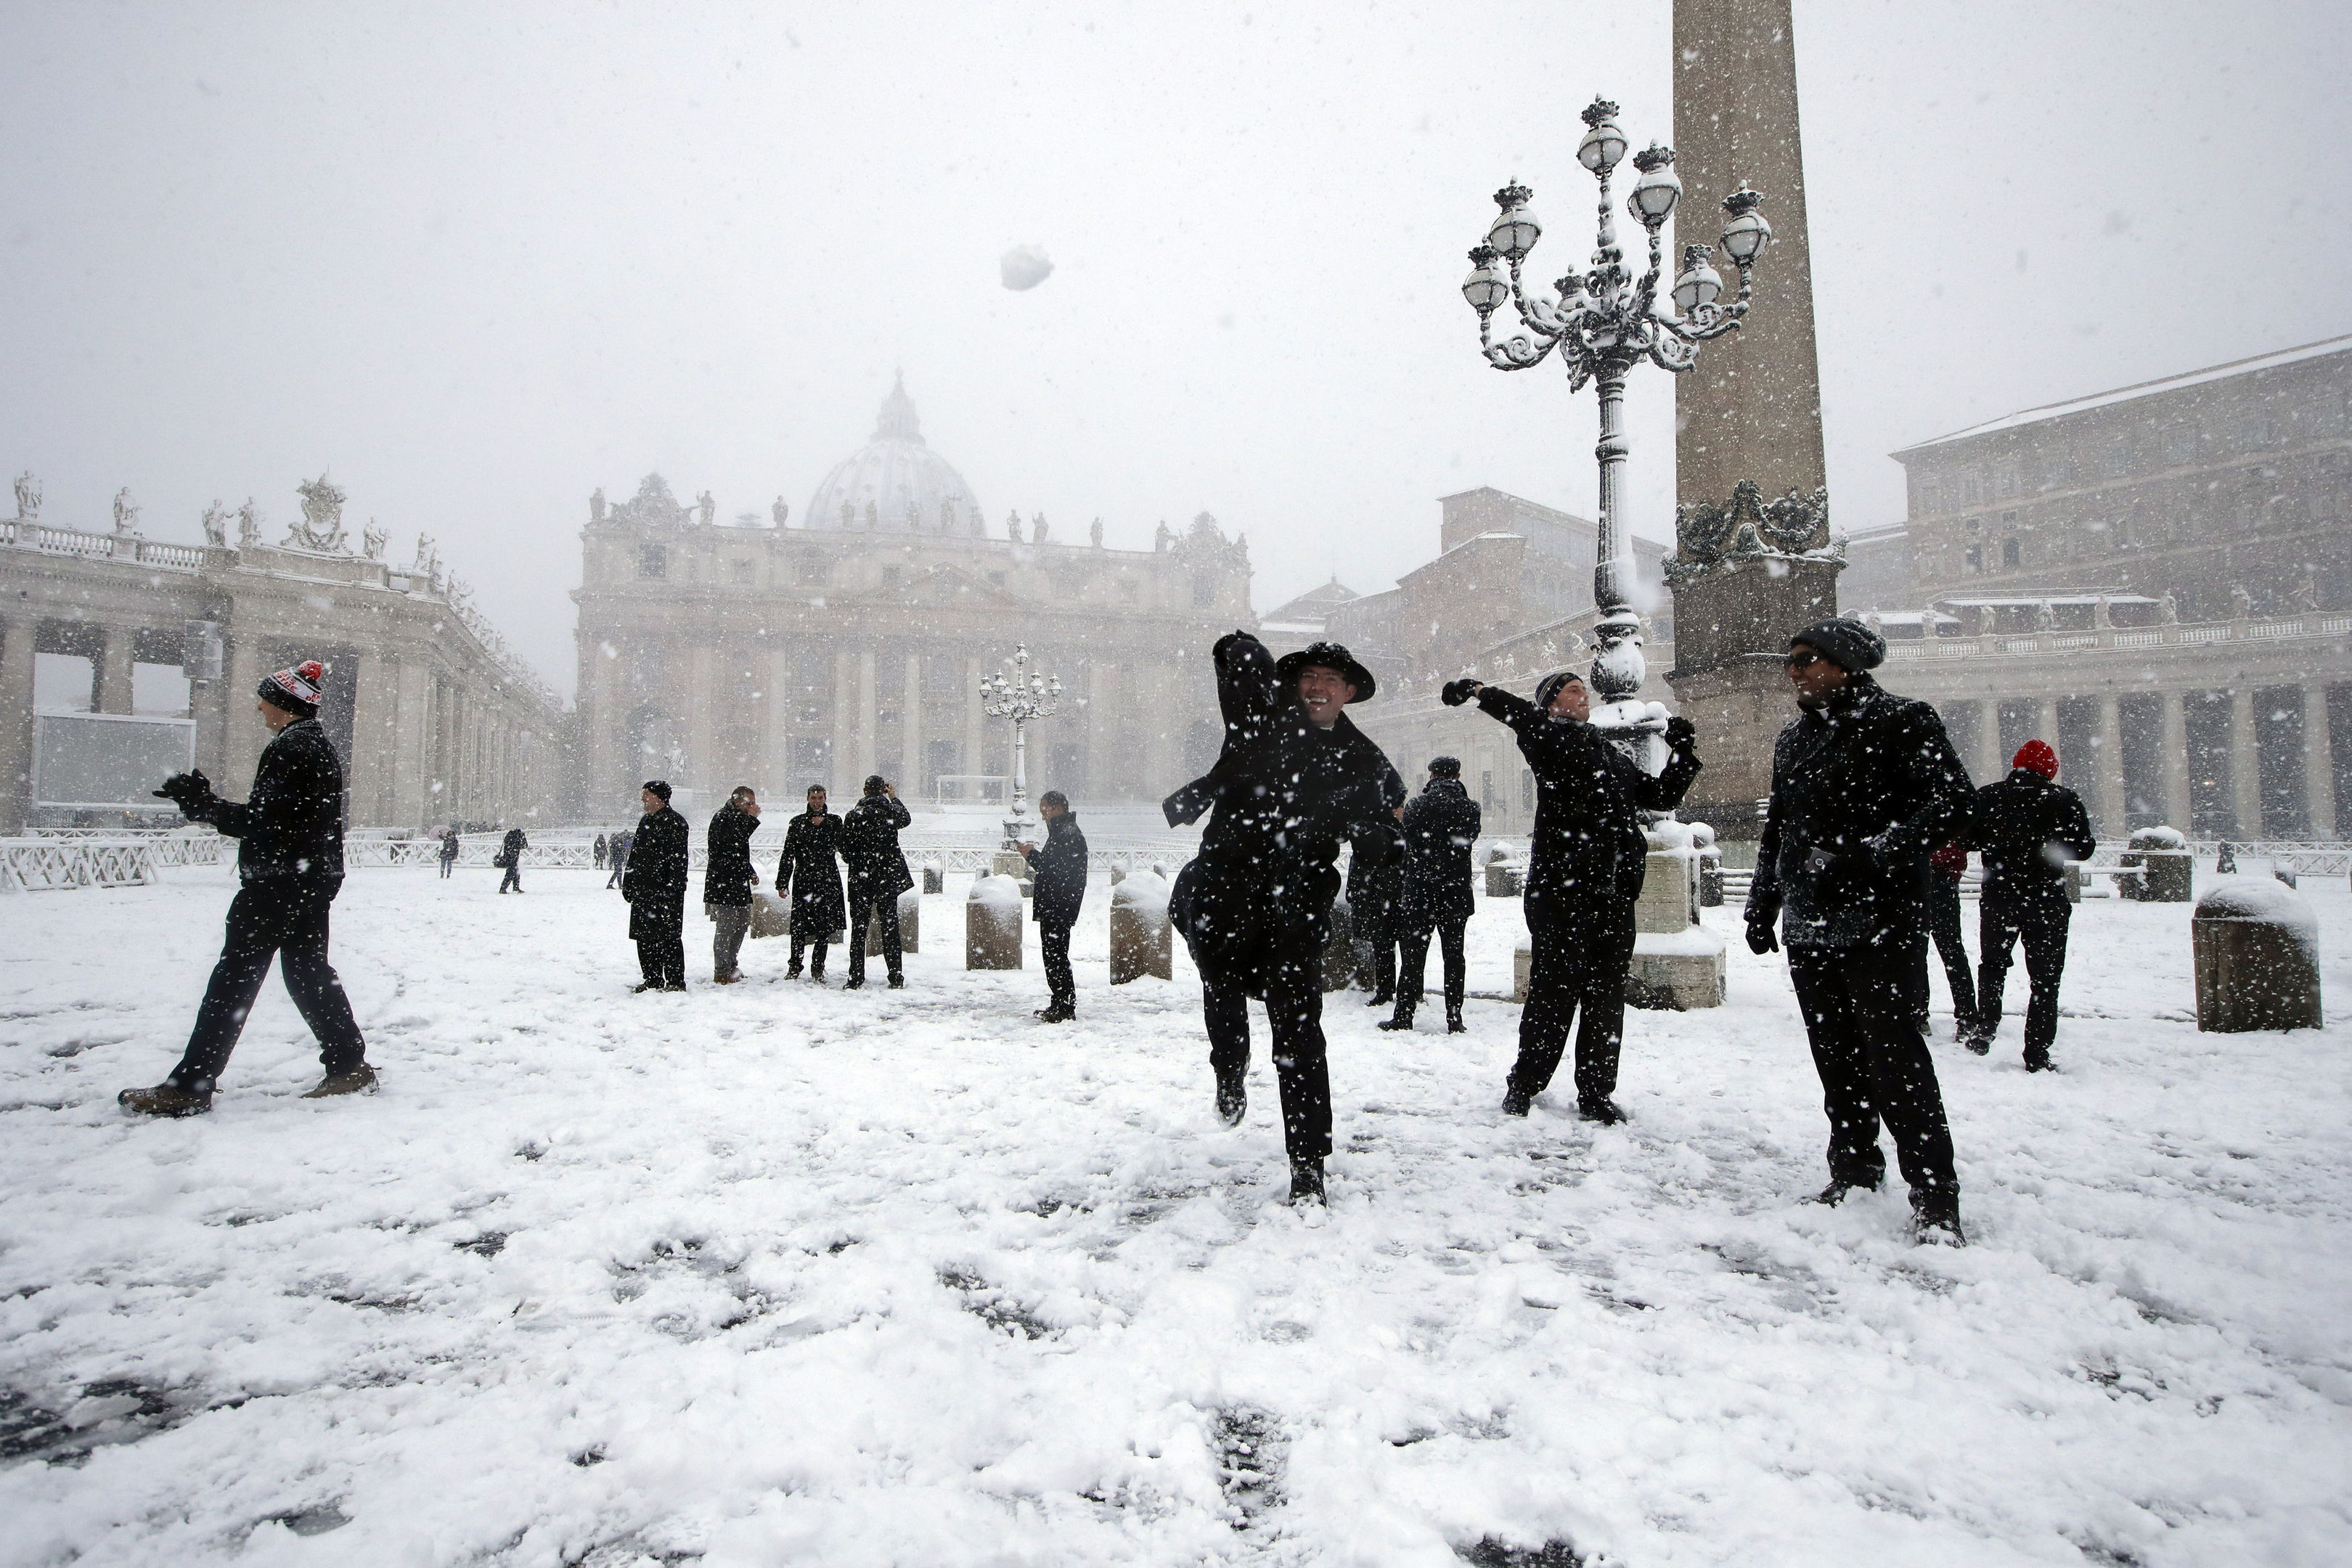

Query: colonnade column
left=687, top=641, right=716, bottom=800
left=0, top=616, right=36, bottom=833
left=855, top=648, right=877, bottom=786
left=225, top=632, right=269, bottom=786
left=830, top=648, right=854, bottom=798
left=351, top=653, right=400, bottom=826
left=1087, top=661, right=1112, bottom=800
left=2303, top=682, right=2337, bottom=839
left=1972, top=698, right=2004, bottom=785
left=394, top=659, right=430, bottom=827
left=963, top=654, right=984, bottom=799
left=901, top=653, right=922, bottom=792
left=2160, top=691, right=2192, bottom=831
left=2094, top=694, right=2126, bottom=838
left=2228, top=685, right=2262, bottom=838
left=764, top=644, right=793, bottom=793
left=96, top=629, right=134, bottom=714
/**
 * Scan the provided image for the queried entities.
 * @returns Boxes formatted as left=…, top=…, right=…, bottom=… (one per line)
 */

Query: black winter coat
left=1025, top=812, right=1089, bottom=928
left=1747, top=673, right=1973, bottom=951
left=498, top=828, right=527, bottom=868
left=1163, top=631, right=1401, bottom=984
left=193, top=717, right=348, bottom=891
left=621, top=805, right=690, bottom=938
left=841, top=794, right=915, bottom=902
left=702, top=802, right=762, bottom=906
left=1965, top=769, right=2095, bottom=904
left=1474, top=686, right=1699, bottom=912
left=1400, top=776, right=1482, bottom=927
left=777, top=811, right=848, bottom=940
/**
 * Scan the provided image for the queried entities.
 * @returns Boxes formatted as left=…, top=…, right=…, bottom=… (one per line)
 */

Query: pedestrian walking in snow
left=1744, top=618, right=1973, bottom=1245
left=593, top=833, right=608, bottom=870
left=703, top=786, right=763, bottom=984
left=1910, top=840, right=1977, bottom=1041
left=841, top=775, right=912, bottom=990
left=606, top=829, right=632, bottom=890
left=1962, top=740, right=2095, bottom=1071
left=1021, top=790, right=1089, bottom=1021
left=437, top=827, right=458, bottom=880
left=622, top=781, right=690, bottom=992
left=1443, top=671, right=1700, bottom=1122
left=496, top=826, right=528, bottom=894
left=776, top=785, right=847, bottom=981
left=120, top=659, right=375, bottom=1116
left=1347, top=766, right=1409, bottom=1006
left=1381, top=756, right=1482, bottom=1034
left=1164, top=633, right=1401, bottom=1208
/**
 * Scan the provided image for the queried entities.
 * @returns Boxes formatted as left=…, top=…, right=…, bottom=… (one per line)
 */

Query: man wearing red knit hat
left=1961, top=739, right=2094, bottom=1070
left=119, top=658, right=374, bottom=1116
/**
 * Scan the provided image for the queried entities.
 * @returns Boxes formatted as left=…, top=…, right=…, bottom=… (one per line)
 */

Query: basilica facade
left=571, top=381, right=1254, bottom=817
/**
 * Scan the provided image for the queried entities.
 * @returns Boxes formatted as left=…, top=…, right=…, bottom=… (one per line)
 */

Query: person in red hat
left=121, top=659, right=373, bottom=1116
left=1961, top=739, right=2095, bottom=1070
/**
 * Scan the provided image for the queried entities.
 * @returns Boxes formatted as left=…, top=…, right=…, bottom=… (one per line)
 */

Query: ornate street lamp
left=1460, top=96, right=1773, bottom=728
left=980, top=642, right=1062, bottom=850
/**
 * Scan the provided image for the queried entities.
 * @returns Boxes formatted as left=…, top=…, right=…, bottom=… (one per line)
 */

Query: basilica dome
left=805, top=375, right=984, bottom=535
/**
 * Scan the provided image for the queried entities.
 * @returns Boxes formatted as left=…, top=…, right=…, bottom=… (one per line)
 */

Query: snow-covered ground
left=4, top=866, right=2349, bottom=1567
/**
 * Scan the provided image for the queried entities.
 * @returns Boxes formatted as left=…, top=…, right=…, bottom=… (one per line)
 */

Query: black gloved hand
left=1745, top=915, right=1779, bottom=955
left=1663, top=715, right=1696, bottom=750
left=1441, top=678, right=1482, bottom=708
left=152, top=768, right=213, bottom=816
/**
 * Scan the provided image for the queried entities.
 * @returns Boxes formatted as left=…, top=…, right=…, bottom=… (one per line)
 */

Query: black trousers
left=1978, top=893, right=2069, bottom=1061
left=1204, top=933, right=1330, bottom=1165
left=1354, top=919, right=1397, bottom=997
left=438, top=857, right=454, bottom=879
left=1787, top=942, right=1959, bottom=1201
left=499, top=864, right=522, bottom=894
left=1926, top=874, right=1975, bottom=1029
left=1040, top=920, right=1075, bottom=1008
left=635, top=930, right=686, bottom=988
left=1396, top=916, right=1466, bottom=1017
left=170, top=882, right=367, bottom=1091
left=606, top=859, right=625, bottom=889
left=849, top=893, right=903, bottom=981
left=788, top=936, right=830, bottom=976
left=1508, top=891, right=1635, bottom=1105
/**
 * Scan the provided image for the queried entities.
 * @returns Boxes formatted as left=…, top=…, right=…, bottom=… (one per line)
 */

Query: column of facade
left=0, top=616, right=36, bottom=833
left=2094, top=694, right=2127, bottom=838
left=687, top=640, right=716, bottom=800
left=902, top=653, right=923, bottom=791
left=1972, top=698, right=2004, bottom=784
left=856, top=647, right=878, bottom=786
left=2032, top=698, right=2059, bottom=758
left=350, top=652, right=401, bottom=826
left=764, top=643, right=793, bottom=792
left=393, top=659, right=431, bottom=828
left=2229, top=685, right=2262, bottom=838
left=830, top=648, right=855, bottom=797
left=95, top=628, right=135, bottom=714
left=224, top=632, right=269, bottom=788
left=2160, top=691, right=2192, bottom=831
left=1087, top=661, right=1113, bottom=801
left=963, top=654, right=985, bottom=795
left=2303, top=683, right=2337, bottom=840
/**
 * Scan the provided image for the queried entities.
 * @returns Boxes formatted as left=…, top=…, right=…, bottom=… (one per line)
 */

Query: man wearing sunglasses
left=1744, top=618, right=1974, bottom=1245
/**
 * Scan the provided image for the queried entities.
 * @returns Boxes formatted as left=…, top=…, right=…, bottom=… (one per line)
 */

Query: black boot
left=1812, top=1175, right=1882, bottom=1206
left=1215, top=1071, right=1246, bottom=1127
left=1445, top=1007, right=1466, bottom=1034
left=1500, top=1087, right=1532, bottom=1117
left=1577, top=1097, right=1625, bottom=1125
left=1376, top=1005, right=1415, bottom=1032
left=119, top=1080, right=213, bottom=1117
left=844, top=973, right=865, bottom=990
left=1288, top=1158, right=1326, bottom=1207
left=1910, top=1187, right=1967, bottom=1246
left=1363, top=989, right=1392, bottom=1008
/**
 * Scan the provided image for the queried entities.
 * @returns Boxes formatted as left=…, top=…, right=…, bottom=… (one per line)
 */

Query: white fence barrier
left=0, top=838, right=160, bottom=891
left=24, top=828, right=230, bottom=867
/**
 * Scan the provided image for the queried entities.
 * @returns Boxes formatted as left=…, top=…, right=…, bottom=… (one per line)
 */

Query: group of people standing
left=116, top=623, right=2101, bottom=1251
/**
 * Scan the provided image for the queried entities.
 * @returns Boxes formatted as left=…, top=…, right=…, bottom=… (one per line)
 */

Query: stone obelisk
left=1665, top=0, right=1841, bottom=838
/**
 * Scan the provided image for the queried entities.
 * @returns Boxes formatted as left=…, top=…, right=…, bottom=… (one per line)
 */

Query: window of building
left=730, top=558, right=754, bottom=584
left=882, top=566, right=902, bottom=588
left=2239, top=414, right=2274, bottom=449
left=1481, top=769, right=1496, bottom=807
left=638, top=544, right=666, bottom=579
left=1917, top=482, right=1940, bottom=515
left=1191, top=576, right=1215, bottom=607
left=2042, top=458, right=2075, bottom=489
left=1995, top=465, right=2019, bottom=497
left=2162, top=426, right=2197, bottom=463
left=1965, top=544, right=1983, bottom=573
left=1120, top=579, right=1140, bottom=599
left=989, top=571, right=1006, bottom=587
left=796, top=554, right=828, bottom=585
left=2001, top=537, right=2020, bottom=569
left=1961, top=475, right=1982, bottom=505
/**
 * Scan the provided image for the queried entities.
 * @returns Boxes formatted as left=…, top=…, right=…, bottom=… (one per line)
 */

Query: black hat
left=1533, top=669, right=1585, bottom=714
left=1428, top=756, right=1461, bottom=779
left=258, top=658, right=324, bottom=719
left=642, top=779, right=671, bottom=801
left=1273, top=640, right=1376, bottom=703
left=863, top=775, right=888, bottom=796
left=1791, top=617, right=1887, bottom=673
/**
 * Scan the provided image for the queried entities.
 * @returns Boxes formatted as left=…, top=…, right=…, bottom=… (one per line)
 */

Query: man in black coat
left=497, top=826, right=528, bottom=894
left=1165, top=634, right=1400, bottom=1207
left=1744, top=618, right=1973, bottom=1244
left=1347, top=767, right=1408, bottom=1005
left=605, top=828, right=631, bottom=890
left=122, top=659, right=373, bottom=1116
left=593, top=833, right=608, bottom=870
left=776, top=785, right=847, bottom=981
left=1964, top=739, right=2096, bottom=1070
left=841, top=775, right=913, bottom=990
left=1022, top=790, right=1089, bottom=1021
left=703, top=786, right=763, bottom=984
left=622, top=780, right=690, bottom=992
left=1381, top=756, right=1482, bottom=1034
left=1443, top=671, right=1702, bottom=1123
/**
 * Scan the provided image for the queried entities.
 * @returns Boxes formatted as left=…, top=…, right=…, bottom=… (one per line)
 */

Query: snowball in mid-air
left=1000, top=245, right=1053, bottom=290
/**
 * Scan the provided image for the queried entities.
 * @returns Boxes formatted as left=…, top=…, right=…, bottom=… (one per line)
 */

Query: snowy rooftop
left=1896, top=332, right=2352, bottom=453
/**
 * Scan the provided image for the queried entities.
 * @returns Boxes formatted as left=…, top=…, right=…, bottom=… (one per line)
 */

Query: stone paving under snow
left=2, top=864, right=2348, bottom=1567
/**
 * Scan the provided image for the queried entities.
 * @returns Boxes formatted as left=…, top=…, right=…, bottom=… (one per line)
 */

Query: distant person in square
left=1962, top=740, right=2094, bottom=1071
left=703, top=786, right=763, bottom=984
left=776, top=785, right=847, bottom=982
left=622, top=780, right=690, bottom=992
left=593, top=833, right=608, bottom=871
left=121, top=659, right=374, bottom=1116
left=1381, top=756, right=1481, bottom=1034
left=496, top=825, right=527, bottom=893
left=1021, top=790, right=1088, bottom=1021
left=841, top=775, right=913, bottom=990
left=1346, top=765, right=1408, bottom=1008
left=436, top=826, right=458, bottom=879
left=605, top=828, right=632, bottom=890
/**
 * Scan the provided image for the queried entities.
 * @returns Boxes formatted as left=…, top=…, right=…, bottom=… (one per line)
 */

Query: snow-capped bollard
left=1513, top=941, right=1532, bottom=1003
left=873, top=886, right=919, bottom=955
left=965, top=875, right=1024, bottom=970
left=2120, top=826, right=2192, bottom=902
left=1485, top=859, right=1524, bottom=898
left=2192, top=877, right=2322, bottom=1032
left=1321, top=896, right=1355, bottom=992
left=1693, top=823, right=1723, bottom=907
left=1108, top=870, right=1172, bottom=983
left=922, top=859, right=944, bottom=895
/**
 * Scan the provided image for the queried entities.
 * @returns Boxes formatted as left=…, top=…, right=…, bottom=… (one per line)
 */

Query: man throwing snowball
left=121, top=659, right=374, bottom=1116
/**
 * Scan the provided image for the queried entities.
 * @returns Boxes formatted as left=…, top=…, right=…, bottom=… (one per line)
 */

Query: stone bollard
left=2062, top=862, right=2086, bottom=903
left=1692, top=822, right=1723, bottom=907
left=1513, top=941, right=1532, bottom=1003
left=870, top=886, right=920, bottom=956
left=2192, top=877, right=2322, bottom=1032
left=1320, top=896, right=1355, bottom=992
left=922, top=859, right=944, bottom=895
left=1485, top=860, right=1524, bottom=898
left=965, top=875, right=1024, bottom=970
left=1108, top=870, right=1172, bottom=983
left=2120, top=826, right=2192, bottom=902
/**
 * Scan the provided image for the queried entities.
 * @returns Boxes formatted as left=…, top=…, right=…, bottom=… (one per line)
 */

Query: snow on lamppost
left=1461, top=96, right=1773, bottom=751
left=980, top=643, right=1061, bottom=851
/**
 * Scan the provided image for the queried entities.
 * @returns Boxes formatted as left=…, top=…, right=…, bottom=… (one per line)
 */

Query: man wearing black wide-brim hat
left=1164, top=633, right=1400, bottom=1209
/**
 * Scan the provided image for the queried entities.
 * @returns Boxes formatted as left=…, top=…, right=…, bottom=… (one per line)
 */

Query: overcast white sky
left=4, top=1, right=2347, bottom=696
